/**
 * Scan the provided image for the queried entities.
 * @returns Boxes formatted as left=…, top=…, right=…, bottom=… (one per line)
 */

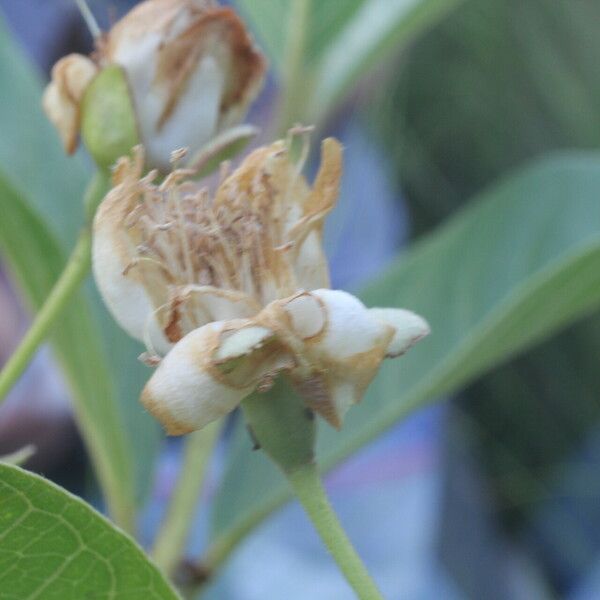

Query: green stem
left=0, top=444, right=36, bottom=466
left=287, top=464, right=384, bottom=600
left=0, top=230, right=90, bottom=401
left=276, top=0, right=312, bottom=136
left=0, top=172, right=108, bottom=404
left=198, top=465, right=381, bottom=598
left=152, top=421, right=222, bottom=577
left=201, top=389, right=382, bottom=599
left=74, top=0, right=102, bottom=39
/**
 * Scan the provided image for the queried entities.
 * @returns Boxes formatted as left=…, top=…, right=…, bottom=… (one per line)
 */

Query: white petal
left=309, top=289, right=391, bottom=359
left=282, top=292, right=325, bottom=339
left=142, top=320, right=293, bottom=434
left=42, top=81, right=77, bottom=154
left=181, top=285, right=260, bottom=323
left=93, top=205, right=171, bottom=355
left=214, top=325, right=295, bottom=390
left=59, top=54, right=98, bottom=100
left=329, top=381, right=357, bottom=425
left=369, top=308, right=430, bottom=357
left=287, top=138, right=342, bottom=290
left=143, top=55, right=224, bottom=170
left=215, top=325, right=275, bottom=362
left=293, top=230, right=330, bottom=291
left=42, top=54, right=98, bottom=154
left=287, top=289, right=392, bottom=428
left=142, top=322, right=252, bottom=435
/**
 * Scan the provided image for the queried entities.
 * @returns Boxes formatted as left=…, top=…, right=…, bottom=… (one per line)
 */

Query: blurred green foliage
left=370, top=0, right=600, bottom=579
left=374, top=0, right=600, bottom=229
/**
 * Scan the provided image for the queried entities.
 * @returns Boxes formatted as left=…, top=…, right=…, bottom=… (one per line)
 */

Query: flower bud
left=43, top=0, right=266, bottom=171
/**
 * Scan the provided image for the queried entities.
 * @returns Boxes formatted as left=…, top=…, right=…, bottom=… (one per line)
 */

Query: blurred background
left=1, top=1, right=600, bottom=598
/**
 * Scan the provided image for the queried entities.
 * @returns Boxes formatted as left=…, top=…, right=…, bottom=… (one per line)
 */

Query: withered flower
left=43, top=0, right=266, bottom=170
left=93, top=135, right=429, bottom=434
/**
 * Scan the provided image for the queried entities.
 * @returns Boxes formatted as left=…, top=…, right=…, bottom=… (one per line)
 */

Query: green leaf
left=0, top=17, right=87, bottom=246
left=369, top=0, right=600, bottom=536
left=308, top=0, right=466, bottom=122
left=210, top=153, right=600, bottom=563
left=0, top=14, right=161, bottom=510
left=237, top=0, right=366, bottom=71
left=237, top=0, right=464, bottom=123
left=0, top=463, right=180, bottom=599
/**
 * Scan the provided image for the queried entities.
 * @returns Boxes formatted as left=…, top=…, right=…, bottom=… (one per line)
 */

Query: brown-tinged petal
left=92, top=150, right=172, bottom=354
left=142, top=322, right=247, bottom=435
left=141, top=319, right=293, bottom=434
left=288, top=138, right=343, bottom=291
left=287, top=138, right=343, bottom=243
left=42, top=54, right=98, bottom=154
left=282, top=291, right=430, bottom=427
left=284, top=289, right=395, bottom=427
left=369, top=308, right=430, bottom=357
left=212, top=137, right=342, bottom=301
left=105, top=0, right=266, bottom=170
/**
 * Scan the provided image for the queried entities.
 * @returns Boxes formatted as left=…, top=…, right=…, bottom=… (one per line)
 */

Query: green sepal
left=81, top=65, right=140, bottom=172
left=241, top=379, right=316, bottom=475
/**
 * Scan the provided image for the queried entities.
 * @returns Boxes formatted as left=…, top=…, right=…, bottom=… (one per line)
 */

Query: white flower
left=43, top=0, right=266, bottom=170
left=93, top=136, right=339, bottom=354
left=93, top=134, right=430, bottom=434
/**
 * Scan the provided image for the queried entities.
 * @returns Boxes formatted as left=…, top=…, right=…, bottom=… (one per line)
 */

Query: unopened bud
left=43, top=0, right=266, bottom=171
